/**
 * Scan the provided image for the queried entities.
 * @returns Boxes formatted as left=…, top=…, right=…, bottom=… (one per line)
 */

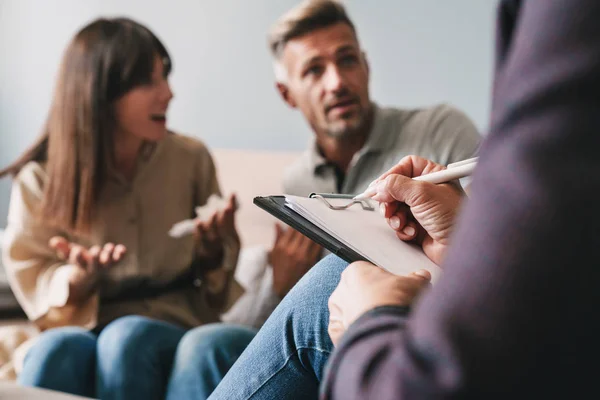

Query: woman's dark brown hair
left=0, top=17, right=171, bottom=234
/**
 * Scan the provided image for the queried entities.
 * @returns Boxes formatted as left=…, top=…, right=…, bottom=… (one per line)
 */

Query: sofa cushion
left=0, top=229, right=24, bottom=319
left=211, top=148, right=300, bottom=248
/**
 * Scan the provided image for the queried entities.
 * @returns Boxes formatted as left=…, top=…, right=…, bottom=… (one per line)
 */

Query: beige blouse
left=1, top=133, right=242, bottom=332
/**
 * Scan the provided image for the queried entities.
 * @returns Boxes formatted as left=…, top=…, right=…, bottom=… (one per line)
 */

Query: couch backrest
left=211, top=148, right=301, bottom=248
left=0, top=150, right=300, bottom=272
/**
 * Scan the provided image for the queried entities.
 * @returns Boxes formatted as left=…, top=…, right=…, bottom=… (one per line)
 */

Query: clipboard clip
left=309, top=193, right=375, bottom=211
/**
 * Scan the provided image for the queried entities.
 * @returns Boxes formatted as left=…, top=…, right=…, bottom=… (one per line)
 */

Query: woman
left=0, top=17, right=254, bottom=399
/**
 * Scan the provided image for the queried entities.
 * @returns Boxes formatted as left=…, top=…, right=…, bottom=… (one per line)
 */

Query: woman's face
left=113, top=56, right=173, bottom=143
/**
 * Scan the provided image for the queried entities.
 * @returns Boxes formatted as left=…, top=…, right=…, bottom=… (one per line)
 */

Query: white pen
left=353, top=158, right=478, bottom=201
left=446, top=156, right=478, bottom=169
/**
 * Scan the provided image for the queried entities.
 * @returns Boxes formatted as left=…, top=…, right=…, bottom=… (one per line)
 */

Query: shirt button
left=128, top=217, right=137, bottom=224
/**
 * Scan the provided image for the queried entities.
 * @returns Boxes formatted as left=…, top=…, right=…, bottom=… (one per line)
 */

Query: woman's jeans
left=19, top=315, right=256, bottom=400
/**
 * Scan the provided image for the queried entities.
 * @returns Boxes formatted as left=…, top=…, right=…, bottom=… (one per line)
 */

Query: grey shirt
left=283, top=103, right=481, bottom=196
left=223, top=102, right=482, bottom=329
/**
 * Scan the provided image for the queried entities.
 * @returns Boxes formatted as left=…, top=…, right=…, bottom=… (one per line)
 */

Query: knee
left=19, top=327, right=96, bottom=385
left=298, top=255, right=347, bottom=289
left=285, top=255, right=348, bottom=303
left=97, top=315, right=185, bottom=367
left=174, top=324, right=256, bottom=369
left=96, top=315, right=155, bottom=364
left=25, top=327, right=96, bottom=366
left=266, top=256, right=347, bottom=347
left=177, top=324, right=256, bottom=359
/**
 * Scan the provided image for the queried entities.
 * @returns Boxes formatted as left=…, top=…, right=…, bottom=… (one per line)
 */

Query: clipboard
left=253, top=193, right=442, bottom=280
left=253, top=194, right=368, bottom=264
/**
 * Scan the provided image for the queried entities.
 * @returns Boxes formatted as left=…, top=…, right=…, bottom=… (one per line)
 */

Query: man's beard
left=324, top=112, right=366, bottom=139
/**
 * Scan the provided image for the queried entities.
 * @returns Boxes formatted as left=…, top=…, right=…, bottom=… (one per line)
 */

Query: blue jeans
left=208, top=255, right=348, bottom=400
left=18, top=315, right=256, bottom=400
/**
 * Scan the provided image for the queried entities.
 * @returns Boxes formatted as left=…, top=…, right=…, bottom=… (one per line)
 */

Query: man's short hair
left=268, top=0, right=356, bottom=61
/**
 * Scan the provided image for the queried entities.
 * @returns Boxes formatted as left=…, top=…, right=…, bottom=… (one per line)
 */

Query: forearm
left=322, top=306, right=412, bottom=400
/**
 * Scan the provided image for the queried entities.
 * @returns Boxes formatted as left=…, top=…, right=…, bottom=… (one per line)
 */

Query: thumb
left=411, top=269, right=432, bottom=281
left=228, top=193, right=238, bottom=212
left=371, top=174, right=429, bottom=207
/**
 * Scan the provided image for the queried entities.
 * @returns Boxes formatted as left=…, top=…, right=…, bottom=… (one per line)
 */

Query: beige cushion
left=211, top=148, right=300, bottom=248
left=0, top=381, right=93, bottom=399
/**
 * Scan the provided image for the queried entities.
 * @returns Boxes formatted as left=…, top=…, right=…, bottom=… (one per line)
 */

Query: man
left=222, top=0, right=481, bottom=328
left=208, top=0, right=600, bottom=399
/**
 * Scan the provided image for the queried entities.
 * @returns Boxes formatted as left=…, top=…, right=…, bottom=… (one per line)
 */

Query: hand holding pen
left=358, top=155, right=475, bottom=265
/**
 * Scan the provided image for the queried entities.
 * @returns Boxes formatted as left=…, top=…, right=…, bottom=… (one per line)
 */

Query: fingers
left=380, top=202, right=419, bottom=241
left=380, top=201, right=398, bottom=218
left=218, top=200, right=235, bottom=231
left=364, top=156, right=446, bottom=205
left=370, top=174, right=425, bottom=205
left=226, top=193, right=238, bottom=213
left=113, top=244, right=127, bottom=261
left=290, top=230, right=320, bottom=260
left=68, top=244, right=87, bottom=268
left=98, top=243, right=126, bottom=268
left=99, top=243, right=114, bottom=265
left=88, top=243, right=125, bottom=268
left=49, top=236, right=71, bottom=260
left=395, top=221, right=420, bottom=242
left=384, top=202, right=409, bottom=228
left=219, top=193, right=238, bottom=223
left=87, top=245, right=101, bottom=273
left=276, top=225, right=295, bottom=248
left=197, top=214, right=219, bottom=244
left=368, top=156, right=445, bottom=187
left=207, top=194, right=239, bottom=241
left=51, top=236, right=125, bottom=272
left=100, top=243, right=126, bottom=266
left=274, top=223, right=284, bottom=243
left=290, top=228, right=307, bottom=250
left=298, top=235, right=321, bottom=267
left=206, top=214, right=219, bottom=242
left=307, top=240, right=323, bottom=261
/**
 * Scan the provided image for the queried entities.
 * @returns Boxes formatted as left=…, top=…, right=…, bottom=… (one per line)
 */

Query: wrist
left=193, top=247, right=225, bottom=272
left=67, top=277, right=97, bottom=305
left=348, top=304, right=411, bottom=331
left=272, top=277, right=288, bottom=299
left=274, top=286, right=286, bottom=300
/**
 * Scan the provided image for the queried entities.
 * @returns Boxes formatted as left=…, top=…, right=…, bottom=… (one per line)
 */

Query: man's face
left=278, top=22, right=371, bottom=139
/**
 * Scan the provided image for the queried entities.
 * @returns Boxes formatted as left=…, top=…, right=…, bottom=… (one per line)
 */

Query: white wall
left=0, top=0, right=497, bottom=225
